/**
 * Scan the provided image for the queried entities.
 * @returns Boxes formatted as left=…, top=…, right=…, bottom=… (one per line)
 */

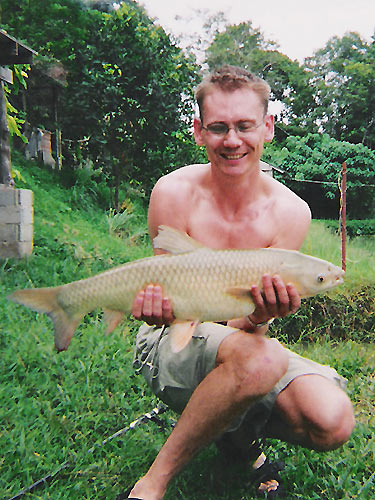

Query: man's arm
left=132, top=173, right=189, bottom=325
left=270, top=191, right=312, bottom=250
left=148, top=174, right=190, bottom=249
left=226, top=274, right=301, bottom=333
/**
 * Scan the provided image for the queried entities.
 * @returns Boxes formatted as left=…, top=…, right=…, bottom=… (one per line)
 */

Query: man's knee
left=217, top=332, right=289, bottom=400
left=272, top=374, right=355, bottom=451
left=310, top=392, right=355, bottom=451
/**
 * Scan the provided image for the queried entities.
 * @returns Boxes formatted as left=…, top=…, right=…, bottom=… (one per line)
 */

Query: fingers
left=132, top=284, right=175, bottom=326
left=285, top=282, right=301, bottom=314
left=249, top=274, right=301, bottom=322
left=132, top=289, right=146, bottom=320
left=144, top=283, right=162, bottom=317
left=161, top=295, right=175, bottom=324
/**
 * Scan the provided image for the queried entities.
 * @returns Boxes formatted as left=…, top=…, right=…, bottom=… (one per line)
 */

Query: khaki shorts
left=134, top=322, right=347, bottom=438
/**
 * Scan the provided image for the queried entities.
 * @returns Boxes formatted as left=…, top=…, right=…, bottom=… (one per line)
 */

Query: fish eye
left=317, top=275, right=325, bottom=283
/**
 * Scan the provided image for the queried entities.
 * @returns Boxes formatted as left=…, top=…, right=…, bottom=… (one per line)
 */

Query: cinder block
left=0, top=188, right=34, bottom=258
left=0, top=240, right=33, bottom=258
left=0, top=188, right=33, bottom=207
left=0, top=205, right=33, bottom=224
left=0, top=223, right=33, bottom=241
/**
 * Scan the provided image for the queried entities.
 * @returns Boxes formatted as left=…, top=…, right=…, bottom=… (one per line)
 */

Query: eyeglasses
left=201, top=121, right=264, bottom=137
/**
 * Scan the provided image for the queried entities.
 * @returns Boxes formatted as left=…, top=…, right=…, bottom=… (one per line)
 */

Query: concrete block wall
left=0, top=187, right=33, bottom=258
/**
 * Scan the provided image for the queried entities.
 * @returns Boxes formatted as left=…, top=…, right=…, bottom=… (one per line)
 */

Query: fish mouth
left=335, top=269, right=345, bottom=285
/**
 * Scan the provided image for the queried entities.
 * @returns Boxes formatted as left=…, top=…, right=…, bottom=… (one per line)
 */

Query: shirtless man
left=123, top=66, right=354, bottom=500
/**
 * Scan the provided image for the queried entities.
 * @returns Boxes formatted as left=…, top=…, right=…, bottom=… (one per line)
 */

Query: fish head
left=291, top=257, right=345, bottom=298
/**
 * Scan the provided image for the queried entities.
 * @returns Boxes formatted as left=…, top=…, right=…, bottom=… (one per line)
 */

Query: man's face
left=194, top=86, right=274, bottom=178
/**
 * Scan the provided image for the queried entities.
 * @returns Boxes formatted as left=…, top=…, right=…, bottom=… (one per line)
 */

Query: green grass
left=1, top=159, right=374, bottom=499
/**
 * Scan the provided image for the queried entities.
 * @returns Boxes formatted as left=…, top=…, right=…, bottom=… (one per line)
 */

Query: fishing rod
left=7, top=404, right=169, bottom=500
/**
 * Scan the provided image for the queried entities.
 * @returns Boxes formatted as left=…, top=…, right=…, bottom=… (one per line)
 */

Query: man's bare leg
left=264, top=374, right=355, bottom=450
left=127, top=332, right=289, bottom=500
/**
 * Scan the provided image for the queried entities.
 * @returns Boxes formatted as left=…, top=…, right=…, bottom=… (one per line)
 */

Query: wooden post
left=52, top=85, right=62, bottom=169
left=0, top=80, right=13, bottom=187
left=340, top=162, right=347, bottom=271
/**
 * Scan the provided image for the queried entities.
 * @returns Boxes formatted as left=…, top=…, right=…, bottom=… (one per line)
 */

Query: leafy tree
left=3, top=66, right=29, bottom=141
left=264, top=133, right=375, bottom=219
left=64, top=1, right=199, bottom=202
left=305, top=32, right=375, bottom=148
left=205, top=21, right=277, bottom=69
left=1, top=0, right=91, bottom=62
left=1, top=0, right=99, bottom=148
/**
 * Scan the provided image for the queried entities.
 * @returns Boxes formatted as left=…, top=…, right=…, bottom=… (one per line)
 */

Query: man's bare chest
left=187, top=209, right=275, bottom=249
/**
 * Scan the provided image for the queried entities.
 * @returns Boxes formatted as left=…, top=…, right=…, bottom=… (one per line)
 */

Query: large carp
left=8, top=225, right=344, bottom=351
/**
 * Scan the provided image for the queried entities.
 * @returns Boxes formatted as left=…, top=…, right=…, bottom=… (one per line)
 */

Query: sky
left=138, top=0, right=375, bottom=63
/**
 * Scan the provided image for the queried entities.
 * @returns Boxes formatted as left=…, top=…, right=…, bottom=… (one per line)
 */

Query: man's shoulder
left=148, top=164, right=211, bottom=239
left=263, top=175, right=311, bottom=247
left=152, top=164, right=209, bottom=196
left=266, top=175, right=310, bottom=213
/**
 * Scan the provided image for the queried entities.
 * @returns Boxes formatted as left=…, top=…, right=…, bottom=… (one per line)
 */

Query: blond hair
left=195, top=65, right=270, bottom=121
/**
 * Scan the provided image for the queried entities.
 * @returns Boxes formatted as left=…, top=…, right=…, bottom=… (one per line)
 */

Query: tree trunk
left=0, top=81, right=14, bottom=187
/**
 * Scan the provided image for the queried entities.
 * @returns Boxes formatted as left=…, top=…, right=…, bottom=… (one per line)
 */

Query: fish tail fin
left=8, top=287, right=80, bottom=352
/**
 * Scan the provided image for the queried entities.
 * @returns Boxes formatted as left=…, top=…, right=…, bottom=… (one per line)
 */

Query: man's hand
left=227, top=274, right=301, bottom=333
left=132, top=284, right=175, bottom=327
left=249, top=274, right=301, bottom=324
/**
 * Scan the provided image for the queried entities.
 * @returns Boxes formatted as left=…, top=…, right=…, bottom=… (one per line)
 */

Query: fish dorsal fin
left=153, top=225, right=204, bottom=254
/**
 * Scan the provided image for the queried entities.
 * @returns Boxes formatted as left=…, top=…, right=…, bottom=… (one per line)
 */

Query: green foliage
left=264, top=133, right=375, bottom=219
left=73, top=1, right=199, bottom=194
left=3, top=65, right=30, bottom=142
left=305, top=32, right=375, bottom=148
left=268, top=220, right=375, bottom=344
left=273, top=290, right=375, bottom=345
left=205, top=21, right=277, bottom=69
left=5, top=3, right=375, bottom=215
left=323, top=219, right=375, bottom=238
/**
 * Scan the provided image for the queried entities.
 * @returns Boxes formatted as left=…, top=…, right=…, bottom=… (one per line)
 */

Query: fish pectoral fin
left=153, top=225, right=204, bottom=254
left=169, top=320, right=200, bottom=353
left=103, top=308, right=124, bottom=335
left=226, top=287, right=253, bottom=299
